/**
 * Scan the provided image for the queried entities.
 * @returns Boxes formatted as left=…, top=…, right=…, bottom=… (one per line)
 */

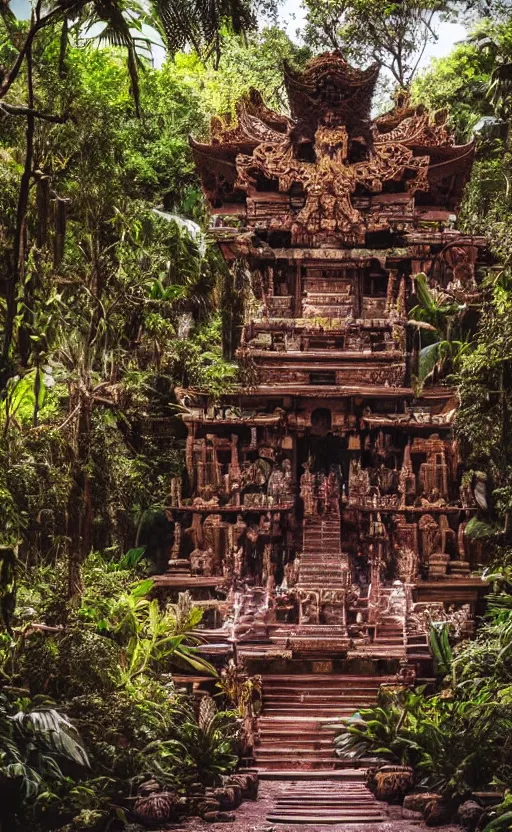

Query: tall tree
left=302, top=0, right=446, bottom=88
left=0, top=0, right=264, bottom=373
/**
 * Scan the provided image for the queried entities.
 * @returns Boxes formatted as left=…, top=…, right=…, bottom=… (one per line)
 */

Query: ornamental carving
left=235, top=117, right=431, bottom=241
left=191, top=54, right=474, bottom=242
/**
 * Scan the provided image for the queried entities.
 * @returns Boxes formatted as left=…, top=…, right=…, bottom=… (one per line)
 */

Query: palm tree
left=0, top=0, right=257, bottom=105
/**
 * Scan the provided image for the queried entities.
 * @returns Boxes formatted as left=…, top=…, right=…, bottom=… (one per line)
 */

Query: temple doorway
left=296, top=408, right=348, bottom=480
left=296, top=408, right=349, bottom=520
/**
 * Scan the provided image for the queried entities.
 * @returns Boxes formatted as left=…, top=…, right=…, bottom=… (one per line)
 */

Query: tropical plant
left=409, top=272, right=472, bottom=386
left=79, top=580, right=217, bottom=681
left=429, top=622, right=453, bottom=676
left=0, top=693, right=89, bottom=800
left=334, top=684, right=512, bottom=799
left=481, top=793, right=512, bottom=832
left=150, top=695, right=240, bottom=786
left=217, top=659, right=262, bottom=716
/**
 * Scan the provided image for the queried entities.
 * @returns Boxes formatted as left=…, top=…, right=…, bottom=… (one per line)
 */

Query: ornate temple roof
left=190, top=52, right=475, bottom=241
left=282, top=52, right=379, bottom=130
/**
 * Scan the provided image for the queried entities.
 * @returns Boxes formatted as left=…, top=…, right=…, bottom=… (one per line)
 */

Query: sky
left=10, top=0, right=468, bottom=73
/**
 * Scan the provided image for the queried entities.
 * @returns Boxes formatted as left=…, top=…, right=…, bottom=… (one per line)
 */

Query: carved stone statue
left=300, top=462, right=316, bottom=516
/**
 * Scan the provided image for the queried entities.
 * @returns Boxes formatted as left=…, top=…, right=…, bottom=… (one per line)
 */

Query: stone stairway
left=266, top=778, right=388, bottom=824
left=373, top=612, right=406, bottom=659
left=297, top=512, right=347, bottom=589
left=255, top=674, right=393, bottom=771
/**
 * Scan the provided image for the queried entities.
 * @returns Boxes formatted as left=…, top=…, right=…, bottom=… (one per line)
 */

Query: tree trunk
left=5, top=45, right=35, bottom=367
left=66, top=388, right=93, bottom=599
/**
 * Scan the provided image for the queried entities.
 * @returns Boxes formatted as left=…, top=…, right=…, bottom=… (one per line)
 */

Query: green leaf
left=130, top=578, right=154, bottom=599
left=418, top=341, right=441, bottom=384
left=116, top=546, right=146, bottom=570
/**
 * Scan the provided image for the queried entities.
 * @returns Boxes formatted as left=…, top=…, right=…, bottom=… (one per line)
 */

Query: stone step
left=264, top=685, right=378, bottom=699
left=266, top=780, right=387, bottom=824
left=304, top=546, right=341, bottom=551
left=258, top=769, right=365, bottom=781
left=297, top=574, right=345, bottom=579
left=258, top=747, right=337, bottom=755
left=264, top=690, right=377, bottom=698
left=304, top=535, right=340, bottom=539
left=298, top=567, right=344, bottom=572
left=296, top=582, right=345, bottom=587
left=257, top=758, right=339, bottom=770
left=275, top=629, right=348, bottom=637
left=272, top=792, right=379, bottom=797
left=261, top=690, right=380, bottom=700
left=263, top=689, right=379, bottom=697
left=258, top=744, right=340, bottom=752
left=273, top=800, right=381, bottom=807
left=263, top=708, right=361, bottom=717
left=262, top=709, right=370, bottom=717
left=298, top=571, right=344, bottom=576
left=266, top=812, right=383, bottom=822
left=347, top=646, right=405, bottom=656
left=269, top=808, right=383, bottom=816
left=275, top=800, right=380, bottom=807
left=299, top=565, right=343, bottom=571
left=298, top=570, right=344, bottom=575
left=263, top=700, right=376, bottom=710
left=259, top=713, right=343, bottom=720
left=272, top=626, right=348, bottom=634
left=305, top=523, right=340, bottom=528
left=257, top=748, right=337, bottom=758
left=296, top=576, right=345, bottom=581
left=259, top=739, right=336, bottom=749
left=259, top=722, right=339, bottom=730
left=270, top=807, right=383, bottom=814
left=296, top=582, right=345, bottom=588
left=262, top=674, right=391, bottom=684
left=304, top=528, right=340, bottom=533
left=301, top=556, right=342, bottom=559
left=259, top=722, right=339, bottom=729
left=302, top=553, right=343, bottom=558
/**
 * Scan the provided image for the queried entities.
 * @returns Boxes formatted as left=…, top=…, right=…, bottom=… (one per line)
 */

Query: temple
left=156, top=53, right=489, bottom=772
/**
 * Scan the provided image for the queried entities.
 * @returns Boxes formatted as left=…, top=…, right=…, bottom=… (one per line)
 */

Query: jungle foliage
left=0, top=554, right=240, bottom=831
left=1, top=0, right=512, bottom=828
left=0, top=3, right=260, bottom=830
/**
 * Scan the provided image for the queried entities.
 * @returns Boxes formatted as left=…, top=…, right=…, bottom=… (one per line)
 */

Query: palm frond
left=151, top=0, right=256, bottom=65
